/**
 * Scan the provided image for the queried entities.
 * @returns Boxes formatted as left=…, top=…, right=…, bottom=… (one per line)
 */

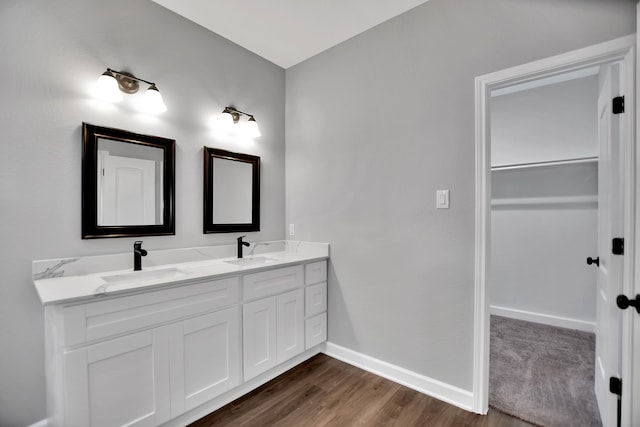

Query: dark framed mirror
left=82, top=123, right=175, bottom=239
left=203, top=147, right=260, bottom=233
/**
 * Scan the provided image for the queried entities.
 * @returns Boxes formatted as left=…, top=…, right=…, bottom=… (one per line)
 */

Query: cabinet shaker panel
left=276, top=288, right=304, bottom=362
left=243, top=297, right=277, bottom=381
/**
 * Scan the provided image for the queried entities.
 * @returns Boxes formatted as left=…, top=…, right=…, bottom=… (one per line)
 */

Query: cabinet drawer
left=305, top=261, right=327, bottom=285
left=63, top=277, right=240, bottom=347
left=305, top=282, right=327, bottom=318
left=305, top=312, right=327, bottom=349
left=243, top=265, right=303, bottom=301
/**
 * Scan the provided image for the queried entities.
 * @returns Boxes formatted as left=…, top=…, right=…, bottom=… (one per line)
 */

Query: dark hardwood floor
left=190, top=354, right=534, bottom=427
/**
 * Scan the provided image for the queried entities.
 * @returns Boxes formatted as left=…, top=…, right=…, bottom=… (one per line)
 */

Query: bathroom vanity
left=33, top=241, right=328, bottom=427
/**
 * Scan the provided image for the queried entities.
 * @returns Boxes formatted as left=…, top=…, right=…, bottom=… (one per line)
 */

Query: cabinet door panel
left=277, top=289, right=304, bottom=363
left=243, top=297, right=277, bottom=381
left=170, top=307, right=241, bottom=414
left=64, top=330, right=170, bottom=427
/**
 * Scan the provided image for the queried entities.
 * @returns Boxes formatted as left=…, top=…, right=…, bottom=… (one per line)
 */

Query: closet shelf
left=491, top=195, right=597, bottom=208
left=491, top=156, right=598, bottom=171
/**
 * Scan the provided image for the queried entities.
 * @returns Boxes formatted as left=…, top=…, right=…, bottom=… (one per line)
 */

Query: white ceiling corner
left=151, top=0, right=431, bottom=69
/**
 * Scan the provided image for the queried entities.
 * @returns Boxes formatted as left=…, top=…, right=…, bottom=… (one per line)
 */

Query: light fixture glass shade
left=140, top=84, right=167, bottom=113
left=220, top=110, right=235, bottom=127
left=246, top=116, right=261, bottom=138
left=214, top=109, right=236, bottom=134
left=95, top=71, right=122, bottom=102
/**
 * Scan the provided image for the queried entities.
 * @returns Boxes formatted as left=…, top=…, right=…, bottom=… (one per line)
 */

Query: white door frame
left=473, top=34, right=636, bottom=419
left=632, top=7, right=640, bottom=426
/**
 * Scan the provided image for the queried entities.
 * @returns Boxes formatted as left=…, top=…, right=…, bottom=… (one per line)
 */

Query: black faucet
left=237, top=236, right=250, bottom=258
left=133, top=241, right=148, bottom=271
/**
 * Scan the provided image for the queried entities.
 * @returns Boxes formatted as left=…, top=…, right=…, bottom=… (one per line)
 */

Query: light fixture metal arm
left=107, top=68, right=156, bottom=87
left=224, top=106, right=255, bottom=119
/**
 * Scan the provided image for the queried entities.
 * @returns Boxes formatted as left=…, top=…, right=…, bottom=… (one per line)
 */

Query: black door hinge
left=610, top=377, right=622, bottom=395
left=612, top=238, right=624, bottom=255
left=613, top=96, right=625, bottom=114
left=610, top=377, right=622, bottom=427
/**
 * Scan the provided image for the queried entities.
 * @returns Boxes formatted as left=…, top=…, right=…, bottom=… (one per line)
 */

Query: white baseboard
left=490, top=305, right=595, bottom=333
left=323, top=342, right=474, bottom=412
left=27, top=420, right=48, bottom=427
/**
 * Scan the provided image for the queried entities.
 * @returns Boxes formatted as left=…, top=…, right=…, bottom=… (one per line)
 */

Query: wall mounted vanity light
left=219, top=106, right=261, bottom=138
left=95, top=68, right=167, bottom=113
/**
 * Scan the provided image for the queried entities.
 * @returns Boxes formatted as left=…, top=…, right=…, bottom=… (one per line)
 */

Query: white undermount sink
left=224, top=256, right=276, bottom=266
left=101, top=267, right=189, bottom=284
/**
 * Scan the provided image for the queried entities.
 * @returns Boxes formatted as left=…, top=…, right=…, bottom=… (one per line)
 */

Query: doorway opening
left=473, top=34, right=635, bottom=427
left=488, top=67, right=600, bottom=425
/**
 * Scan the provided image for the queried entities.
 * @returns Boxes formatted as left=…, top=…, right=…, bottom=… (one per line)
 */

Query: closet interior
left=487, top=69, right=602, bottom=426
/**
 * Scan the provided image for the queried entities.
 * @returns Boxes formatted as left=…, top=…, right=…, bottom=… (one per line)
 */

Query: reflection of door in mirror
left=96, top=139, right=164, bottom=226
left=98, top=152, right=156, bottom=225
left=212, top=157, right=252, bottom=224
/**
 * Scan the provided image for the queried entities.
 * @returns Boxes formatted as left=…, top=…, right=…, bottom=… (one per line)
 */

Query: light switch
left=436, top=190, right=450, bottom=209
left=289, top=223, right=295, bottom=236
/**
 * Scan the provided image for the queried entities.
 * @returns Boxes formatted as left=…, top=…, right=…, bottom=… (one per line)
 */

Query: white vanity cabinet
left=40, top=251, right=329, bottom=427
left=46, top=277, right=240, bottom=427
left=242, top=265, right=305, bottom=381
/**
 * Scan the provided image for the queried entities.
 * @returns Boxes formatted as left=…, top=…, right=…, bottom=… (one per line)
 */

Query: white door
left=594, top=62, right=624, bottom=427
left=62, top=330, right=171, bottom=427
left=99, top=153, right=156, bottom=226
left=168, top=307, right=241, bottom=416
left=276, top=288, right=305, bottom=362
left=243, top=297, right=277, bottom=381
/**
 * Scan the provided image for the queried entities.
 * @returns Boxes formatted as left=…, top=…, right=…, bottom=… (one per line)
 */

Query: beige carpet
left=489, top=315, right=601, bottom=427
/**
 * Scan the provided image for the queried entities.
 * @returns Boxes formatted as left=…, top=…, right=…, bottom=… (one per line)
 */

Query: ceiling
left=151, top=0, right=431, bottom=69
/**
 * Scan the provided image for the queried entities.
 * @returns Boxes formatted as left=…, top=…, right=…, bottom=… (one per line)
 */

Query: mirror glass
left=212, top=157, right=253, bottom=224
left=82, top=123, right=175, bottom=238
left=97, top=139, right=164, bottom=226
left=204, top=147, right=260, bottom=233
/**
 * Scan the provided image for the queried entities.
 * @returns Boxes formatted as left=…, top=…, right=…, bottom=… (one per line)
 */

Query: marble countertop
left=33, top=241, right=329, bottom=306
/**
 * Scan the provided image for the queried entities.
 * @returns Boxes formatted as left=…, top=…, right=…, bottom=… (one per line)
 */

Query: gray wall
left=0, top=1, right=285, bottom=425
left=285, top=0, right=634, bottom=391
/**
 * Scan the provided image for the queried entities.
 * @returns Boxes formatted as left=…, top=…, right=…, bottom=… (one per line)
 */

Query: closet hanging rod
left=491, top=156, right=598, bottom=171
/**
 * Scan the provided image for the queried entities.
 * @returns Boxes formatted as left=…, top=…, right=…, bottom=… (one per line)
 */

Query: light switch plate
left=289, top=223, right=295, bottom=236
left=436, top=190, right=450, bottom=209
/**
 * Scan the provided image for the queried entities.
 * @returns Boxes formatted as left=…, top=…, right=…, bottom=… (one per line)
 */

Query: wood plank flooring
left=190, top=354, right=534, bottom=427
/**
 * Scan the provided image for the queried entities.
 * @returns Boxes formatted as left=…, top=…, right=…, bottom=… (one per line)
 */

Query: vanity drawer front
left=305, top=282, right=327, bottom=318
left=305, top=312, right=327, bottom=349
left=63, top=277, right=240, bottom=347
left=305, top=261, right=327, bottom=285
left=243, top=265, right=303, bottom=301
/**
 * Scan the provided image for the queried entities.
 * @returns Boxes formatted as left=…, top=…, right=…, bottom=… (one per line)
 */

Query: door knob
left=586, top=256, right=600, bottom=267
left=616, top=294, right=640, bottom=313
